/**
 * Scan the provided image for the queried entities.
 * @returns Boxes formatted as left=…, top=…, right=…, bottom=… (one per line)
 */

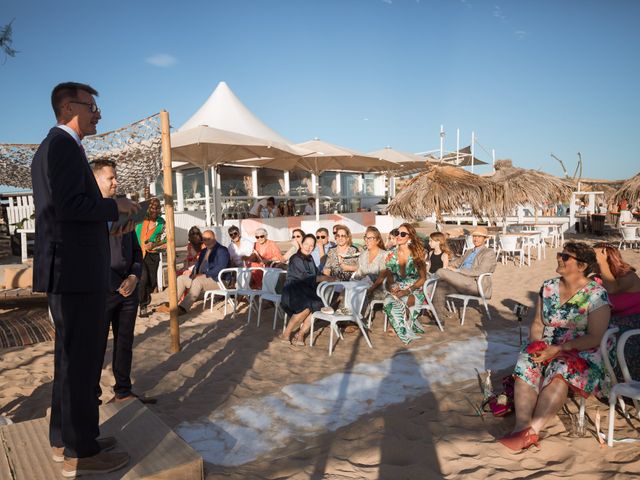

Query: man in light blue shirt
left=311, top=227, right=335, bottom=270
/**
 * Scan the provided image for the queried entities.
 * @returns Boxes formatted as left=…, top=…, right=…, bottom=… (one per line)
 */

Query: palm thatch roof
left=387, top=164, right=495, bottom=221
left=486, top=159, right=573, bottom=216
left=613, top=172, right=640, bottom=206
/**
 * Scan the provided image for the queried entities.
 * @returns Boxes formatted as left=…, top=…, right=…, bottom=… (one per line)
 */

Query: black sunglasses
left=557, top=252, right=579, bottom=262
left=292, top=234, right=302, bottom=239
left=69, top=100, right=100, bottom=114
left=316, top=235, right=326, bottom=239
left=255, top=235, right=265, bottom=239
left=396, top=231, right=409, bottom=238
left=229, top=231, right=239, bottom=237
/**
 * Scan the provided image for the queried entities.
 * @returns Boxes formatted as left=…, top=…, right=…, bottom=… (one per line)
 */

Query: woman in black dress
left=280, top=234, right=334, bottom=345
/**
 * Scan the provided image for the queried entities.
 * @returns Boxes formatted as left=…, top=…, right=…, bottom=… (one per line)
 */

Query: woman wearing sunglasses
left=594, top=242, right=640, bottom=380
left=378, top=223, right=427, bottom=344
left=323, top=224, right=359, bottom=281
left=501, top=242, right=610, bottom=451
left=283, top=228, right=306, bottom=262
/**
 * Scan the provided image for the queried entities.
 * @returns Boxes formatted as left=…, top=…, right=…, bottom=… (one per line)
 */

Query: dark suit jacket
left=31, top=127, right=119, bottom=293
left=191, top=242, right=230, bottom=281
left=109, top=231, right=143, bottom=292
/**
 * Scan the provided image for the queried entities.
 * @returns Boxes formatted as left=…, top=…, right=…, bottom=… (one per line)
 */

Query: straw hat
left=470, top=226, right=490, bottom=237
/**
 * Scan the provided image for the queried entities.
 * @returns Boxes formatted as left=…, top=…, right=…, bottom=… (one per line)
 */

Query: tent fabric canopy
left=368, top=146, right=440, bottom=174
left=0, top=114, right=162, bottom=193
left=436, top=146, right=488, bottom=166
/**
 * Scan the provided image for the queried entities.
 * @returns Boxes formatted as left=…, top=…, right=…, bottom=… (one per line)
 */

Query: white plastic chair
left=235, top=266, right=267, bottom=325
left=521, top=232, right=545, bottom=265
left=607, top=328, right=640, bottom=447
left=461, top=235, right=474, bottom=255
left=310, top=282, right=373, bottom=356
left=445, top=272, right=492, bottom=325
left=255, top=268, right=288, bottom=330
left=203, top=267, right=252, bottom=317
left=537, top=225, right=558, bottom=248
left=619, top=226, right=640, bottom=250
left=496, top=235, right=524, bottom=267
left=366, top=278, right=387, bottom=330
left=408, top=277, right=443, bottom=332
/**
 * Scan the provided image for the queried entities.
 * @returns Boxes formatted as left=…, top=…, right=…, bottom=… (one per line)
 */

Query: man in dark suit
left=91, top=159, right=144, bottom=403
left=31, top=82, right=138, bottom=477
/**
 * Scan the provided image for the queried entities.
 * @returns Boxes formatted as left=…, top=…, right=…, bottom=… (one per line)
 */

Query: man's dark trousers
left=102, top=288, right=139, bottom=398
left=49, top=292, right=105, bottom=458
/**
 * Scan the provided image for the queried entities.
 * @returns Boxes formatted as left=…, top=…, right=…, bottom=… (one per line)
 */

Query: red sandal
left=498, top=427, right=539, bottom=451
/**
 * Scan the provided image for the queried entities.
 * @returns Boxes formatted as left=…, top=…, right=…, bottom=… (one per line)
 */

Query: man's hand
left=118, top=275, right=138, bottom=297
left=115, top=198, right=141, bottom=215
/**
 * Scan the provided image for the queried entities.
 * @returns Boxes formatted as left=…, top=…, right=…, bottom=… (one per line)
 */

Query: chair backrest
left=423, top=277, right=438, bottom=302
left=348, top=285, right=369, bottom=319
left=499, top=235, right=518, bottom=251
left=621, top=226, right=638, bottom=240
left=476, top=272, right=492, bottom=299
left=217, top=267, right=239, bottom=291
left=537, top=225, right=550, bottom=235
left=261, top=268, right=286, bottom=294
left=617, top=328, right=640, bottom=382
left=465, top=235, right=474, bottom=248
left=237, top=267, right=256, bottom=290
left=527, top=232, right=542, bottom=245
left=601, top=327, right=619, bottom=387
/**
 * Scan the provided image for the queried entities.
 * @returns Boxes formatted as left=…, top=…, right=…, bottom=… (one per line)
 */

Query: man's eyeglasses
left=556, top=252, right=579, bottom=262
left=229, top=231, right=239, bottom=238
left=69, top=101, right=100, bottom=114
left=255, top=235, right=266, bottom=239
left=316, top=235, right=327, bottom=239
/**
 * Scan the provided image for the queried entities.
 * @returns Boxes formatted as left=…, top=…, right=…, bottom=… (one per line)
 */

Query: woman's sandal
left=278, top=334, right=291, bottom=344
left=291, top=332, right=305, bottom=346
left=498, top=427, right=539, bottom=451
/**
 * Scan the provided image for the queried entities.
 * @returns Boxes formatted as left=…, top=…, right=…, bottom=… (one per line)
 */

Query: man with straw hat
left=432, top=226, right=497, bottom=320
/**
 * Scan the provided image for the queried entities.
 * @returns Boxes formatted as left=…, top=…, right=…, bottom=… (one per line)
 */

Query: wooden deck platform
left=0, top=399, right=203, bottom=479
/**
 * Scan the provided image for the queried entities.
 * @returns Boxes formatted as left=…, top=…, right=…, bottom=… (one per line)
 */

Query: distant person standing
left=304, top=197, right=316, bottom=216
left=91, top=160, right=144, bottom=404
left=135, top=198, right=166, bottom=317
left=248, top=196, right=277, bottom=218
left=31, top=82, right=136, bottom=476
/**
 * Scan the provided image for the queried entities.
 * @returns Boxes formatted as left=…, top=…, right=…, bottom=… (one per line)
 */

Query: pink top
left=609, top=291, right=640, bottom=317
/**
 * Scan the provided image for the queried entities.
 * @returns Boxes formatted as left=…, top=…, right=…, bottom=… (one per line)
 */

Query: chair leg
left=429, top=305, right=444, bottom=332
left=257, top=297, right=263, bottom=327
left=310, top=318, right=315, bottom=346
left=460, top=299, right=468, bottom=326
left=482, top=298, right=492, bottom=321
left=203, top=292, right=208, bottom=311
left=608, top=392, right=617, bottom=447
left=578, top=397, right=586, bottom=431
left=357, top=320, right=373, bottom=349
left=328, top=323, right=334, bottom=355
left=272, top=303, right=278, bottom=330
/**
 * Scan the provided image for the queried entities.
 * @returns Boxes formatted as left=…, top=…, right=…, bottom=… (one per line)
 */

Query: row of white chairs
left=619, top=226, right=640, bottom=249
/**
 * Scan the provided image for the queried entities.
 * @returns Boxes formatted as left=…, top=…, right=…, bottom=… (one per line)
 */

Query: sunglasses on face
left=335, top=234, right=347, bottom=238
left=255, top=235, right=265, bottom=239
left=316, top=235, right=326, bottom=239
left=556, top=252, right=578, bottom=262
left=229, top=231, right=239, bottom=238
left=396, top=231, right=409, bottom=238
left=292, top=235, right=302, bottom=239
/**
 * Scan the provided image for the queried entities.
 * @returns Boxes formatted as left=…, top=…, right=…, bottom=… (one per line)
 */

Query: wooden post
left=160, top=110, right=180, bottom=353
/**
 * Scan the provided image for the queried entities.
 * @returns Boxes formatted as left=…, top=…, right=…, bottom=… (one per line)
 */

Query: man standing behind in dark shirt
left=91, top=159, right=144, bottom=404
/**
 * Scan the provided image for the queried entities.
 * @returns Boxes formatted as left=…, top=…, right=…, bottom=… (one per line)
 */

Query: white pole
left=175, top=171, right=184, bottom=212
left=314, top=172, right=320, bottom=223
left=439, top=124, right=444, bottom=160
left=210, top=166, right=217, bottom=225
left=492, top=148, right=496, bottom=173
left=283, top=170, right=290, bottom=196
left=251, top=168, right=258, bottom=199
left=471, top=131, right=475, bottom=174
left=215, top=168, right=222, bottom=226
left=456, top=128, right=460, bottom=165
left=203, top=167, right=211, bottom=226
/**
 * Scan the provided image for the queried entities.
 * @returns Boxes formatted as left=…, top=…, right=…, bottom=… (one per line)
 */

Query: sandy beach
left=1, top=234, right=640, bottom=479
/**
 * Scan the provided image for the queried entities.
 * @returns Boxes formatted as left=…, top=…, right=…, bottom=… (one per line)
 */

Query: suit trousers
left=98, top=288, right=139, bottom=400
left=432, top=269, right=480, bottom=315
left=48, top=292, right=104, bottom=458
left=177, top=275, right=219, bottom=311
left=139, top=252, right=160, bottom=309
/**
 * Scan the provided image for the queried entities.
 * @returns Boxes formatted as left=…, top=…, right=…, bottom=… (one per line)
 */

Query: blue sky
left=1, top=0, right=639, bottom=187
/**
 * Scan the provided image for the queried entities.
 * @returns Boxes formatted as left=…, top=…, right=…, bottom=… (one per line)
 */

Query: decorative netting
left=0, top=113, right=162, bottom=194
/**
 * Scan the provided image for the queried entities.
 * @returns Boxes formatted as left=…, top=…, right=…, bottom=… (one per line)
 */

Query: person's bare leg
left=281, top=309, right=310, bottom=341
left=513, top=377, right=539, bottom=432
left=529, top=378, right=569, bottom=434
left=297, top=311, right=317, bottom=338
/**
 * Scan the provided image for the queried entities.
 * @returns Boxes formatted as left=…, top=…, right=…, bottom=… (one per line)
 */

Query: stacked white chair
left=310, top=282, right=373, bottom=356
left=445, top=272, right=493, bottom=325
left=619, top=226, right=640, bottom=250
left=496, top=235, right=524, bottom=267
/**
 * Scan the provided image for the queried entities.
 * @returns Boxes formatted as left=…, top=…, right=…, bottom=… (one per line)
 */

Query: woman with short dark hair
left=501, top=242, right=611, bottom=451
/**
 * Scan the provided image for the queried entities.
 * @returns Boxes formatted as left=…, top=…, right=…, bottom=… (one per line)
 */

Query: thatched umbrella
left=487, top=159, right=573, bottom=229
left=387, top=164, right=495, bottom=224
left=613, top=172, right=640, bottom=206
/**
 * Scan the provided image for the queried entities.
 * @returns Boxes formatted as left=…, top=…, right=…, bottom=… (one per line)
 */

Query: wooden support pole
left=160, top=110, right=180, bottom=353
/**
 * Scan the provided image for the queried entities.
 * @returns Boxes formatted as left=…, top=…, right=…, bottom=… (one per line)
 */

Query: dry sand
left=1, top=237, right=640, bottom=479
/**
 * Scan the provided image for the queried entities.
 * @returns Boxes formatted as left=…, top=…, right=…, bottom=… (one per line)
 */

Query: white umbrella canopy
left=170, top=126, right=304, bottom=225
left=236, top=138, right=399, bottom=221
left=368, top=146, right=440, bottom=174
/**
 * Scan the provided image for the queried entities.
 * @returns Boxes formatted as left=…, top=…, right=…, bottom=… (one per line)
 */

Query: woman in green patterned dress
left=376, top=223, right=427, bottom=344
left=500, top=242, right=611, bottom=451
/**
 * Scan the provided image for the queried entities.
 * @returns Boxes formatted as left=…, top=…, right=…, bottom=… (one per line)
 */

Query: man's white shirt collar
left=56, top=124, right=82, bottom=146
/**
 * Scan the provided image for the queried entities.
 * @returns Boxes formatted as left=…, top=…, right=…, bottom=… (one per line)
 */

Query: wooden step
left=0, top=399, right=203, bottom=479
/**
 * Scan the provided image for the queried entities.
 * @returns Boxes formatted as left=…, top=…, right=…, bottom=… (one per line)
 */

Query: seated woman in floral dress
left=379, top=223, right=427, bottom=344
left=323, top=224, right=359, bottom=281
left=500, top=242, right=610, bottom=451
